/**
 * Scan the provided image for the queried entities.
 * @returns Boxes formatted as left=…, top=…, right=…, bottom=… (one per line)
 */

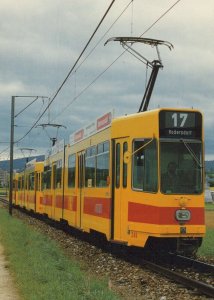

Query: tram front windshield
left=160, top=140, right=203, bottom=194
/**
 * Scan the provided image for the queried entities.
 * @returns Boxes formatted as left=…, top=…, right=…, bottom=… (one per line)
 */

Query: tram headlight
left=175, top=209, right=191, bottom=221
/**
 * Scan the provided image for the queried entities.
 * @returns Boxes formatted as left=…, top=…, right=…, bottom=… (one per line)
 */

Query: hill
left=0, top=155, right=45, bottom=172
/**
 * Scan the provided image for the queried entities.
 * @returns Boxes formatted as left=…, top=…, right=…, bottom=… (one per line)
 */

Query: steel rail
left=169, top=253, right=214, bottom=274
left=141, top=259, right=214, bottom=298
left=0, top=197, right=9, bottom=205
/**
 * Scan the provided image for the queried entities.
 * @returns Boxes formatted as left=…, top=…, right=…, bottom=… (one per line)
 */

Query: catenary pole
left=9, top=96, right=15, bottom=215
left=9, top=95, right=48, bottom=216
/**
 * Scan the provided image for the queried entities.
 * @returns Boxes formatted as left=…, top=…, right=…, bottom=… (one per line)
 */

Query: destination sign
left=69, top=111, right=113, bottom=145
left=159, top=110, right=202, bottom=139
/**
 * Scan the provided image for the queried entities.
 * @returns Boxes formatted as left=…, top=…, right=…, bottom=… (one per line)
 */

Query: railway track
left=111, top=239, right=214, bottom=298
left=139, top=257, right=214, bottom=298
left=1, top=198, right=214, bottom=298
left=0, top=197, right=9, bottom=205
left=168, top=253, right=214, bottom=274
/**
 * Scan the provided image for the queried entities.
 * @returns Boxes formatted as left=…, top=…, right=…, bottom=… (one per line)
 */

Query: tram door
left=113, top=138, right=129, bottom=242
left=77, top=151, right=85, bottom=228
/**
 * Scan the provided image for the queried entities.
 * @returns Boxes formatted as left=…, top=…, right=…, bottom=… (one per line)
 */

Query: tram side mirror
left=124, top=151, right=131, bottom=164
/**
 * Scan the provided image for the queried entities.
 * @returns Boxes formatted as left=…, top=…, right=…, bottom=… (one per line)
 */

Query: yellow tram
left=41, top=141, right=65, bottom=220
left=68, top=109, right=204, bottom=253
left=16, top=159, right=43, bottom=212
left=15, top=108, right=205, bottom=255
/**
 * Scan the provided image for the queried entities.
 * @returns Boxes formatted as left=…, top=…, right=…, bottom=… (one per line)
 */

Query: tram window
left=25, top=175, right=27, bottom=190
left=123, top=142, right=128, bottom=188
left=104, top=141, right=109, bottom=152
left=160, top=141, right=203, bottom=194
left=28, top=175, right=30, bottom=190
left=28, top=172, right=35, bottom=190
left=85, top=146, right=96, bottom=187
left=44, top=166, right=51, bottom=189
left=53, top=164, right=56, bottom=189
left=96, top=141, right=109, bottom=187
left=132, top=139, right=157, bottom=192
left=78, top=153, right=85, bottom=188
left=21, top=176, right=24, bottom=191
left=68, top=154, right=76, bottom=188
left=31, top=173, right=35, bottom=190
left=54, top=160, right=62, bottom=189
left=116, top=143, right=120, bottom=188
left=26, top=176, right=28, bottom=190
left=18, top=177, right=21, bottom=190
left=41, top=173, right=44, bottom=191
left=97, top=143, right=103, bottom=154
left=36, top=173, right=40, bottom=191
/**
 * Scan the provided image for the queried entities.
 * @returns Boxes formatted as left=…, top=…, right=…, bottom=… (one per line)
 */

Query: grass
left=205, top=203, right=214, bottom=211
left=0, top=187, right=8, bottom=195
left=0, top=205, right=212, bottom=299
left=198, top=228, right=214, bottom=258
left=199, top=205, right=214, bottom=257
left=0, top=208, right=119, bottom=300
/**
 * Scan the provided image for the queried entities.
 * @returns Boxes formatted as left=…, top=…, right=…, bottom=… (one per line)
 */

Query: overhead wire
left=13, top=0, right=182, bottom=146
left=51, top=51, right=126, bottom=122
left=51, top=0, right=182, bottom=122
left=14, top=0, right=116, bottom=144
left=15, top=96, right=39, bottom=118
left=50, top=0, right=134, bottom=123
left=75, top=0, right=134, bottom=73
left=140, top=0, right=182, bottom=37
left=14, top=97, right=48, bottom=149
left=0, top=146, right=10, bottom=156
left=51, top=0, right=134, bottom=121
left=48, top=0, right=116, bottom=104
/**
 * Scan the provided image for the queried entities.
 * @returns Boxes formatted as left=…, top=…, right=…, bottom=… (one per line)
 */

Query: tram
left=13, top=38, right=205, bottom=255
left=14, top=108, right=205, bottom=255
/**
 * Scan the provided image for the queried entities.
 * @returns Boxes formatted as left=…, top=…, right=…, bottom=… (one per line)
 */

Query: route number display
left=159, top=110, right=202, bottom=139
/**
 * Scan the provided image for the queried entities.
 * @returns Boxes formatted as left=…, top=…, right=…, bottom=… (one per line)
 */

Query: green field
left=205, top=202, right=214, bottom=211
left=0, top=188, right=8, bottom=195
left=0, top=208, right=119, bottom=300
left=199, top=204, right=214, bottom=257
left=198, top=228, right=214, bottom=258
left=0, top=205, right=213, bottom=299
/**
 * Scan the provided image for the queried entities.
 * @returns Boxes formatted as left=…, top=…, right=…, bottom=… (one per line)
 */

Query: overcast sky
left=0, top=0, right=214, bottom=160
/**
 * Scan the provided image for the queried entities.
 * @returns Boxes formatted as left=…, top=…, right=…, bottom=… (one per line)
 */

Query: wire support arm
left=105, top=37, right=173, bottom=49
left=105, top=36, right=173, bottom=112
left=105, top=37, right=173, bottom=67
left=138, top=61, right=161, bottom=112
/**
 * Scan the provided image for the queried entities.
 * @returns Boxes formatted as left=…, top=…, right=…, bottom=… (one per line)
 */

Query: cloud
left=0, top=0, right=214, bottom=160
left=0, top=82, right=27, bottom=98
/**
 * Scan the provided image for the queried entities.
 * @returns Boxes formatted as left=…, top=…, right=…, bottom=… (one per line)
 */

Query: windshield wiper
left=180, top=139, right=202, bottom=169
